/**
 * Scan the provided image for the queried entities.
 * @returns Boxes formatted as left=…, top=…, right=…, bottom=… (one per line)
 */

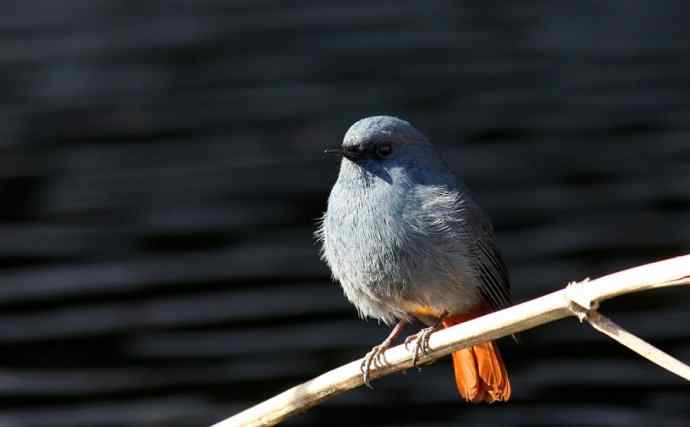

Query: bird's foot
left=404, top=312, right=447, bottom=368
left=404, top=327, right=435, bottom=368
left=359, top=319, right=407, bottom=388
left=360, top=343, right=390, bottom=388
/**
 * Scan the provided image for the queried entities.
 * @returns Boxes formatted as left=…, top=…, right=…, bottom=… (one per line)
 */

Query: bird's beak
left=325, top=145, right=365, bottom=161
left=323, top=147, right=343, bottom=157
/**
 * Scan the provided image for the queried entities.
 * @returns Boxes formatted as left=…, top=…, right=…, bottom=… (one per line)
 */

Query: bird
left=316, top=115, right=511, bottom=403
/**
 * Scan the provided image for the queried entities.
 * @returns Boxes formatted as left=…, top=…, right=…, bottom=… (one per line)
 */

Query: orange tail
left=442, top=309, right=511, bottom=403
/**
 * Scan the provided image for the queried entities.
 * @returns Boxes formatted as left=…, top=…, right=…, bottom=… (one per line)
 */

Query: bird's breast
left=322, top=177, right=414, bottom=294
left=320, top=170, right=484, bottom=322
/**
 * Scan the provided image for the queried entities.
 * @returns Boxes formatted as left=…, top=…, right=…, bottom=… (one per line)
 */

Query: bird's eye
left=375, top=143, right=393, bottom=159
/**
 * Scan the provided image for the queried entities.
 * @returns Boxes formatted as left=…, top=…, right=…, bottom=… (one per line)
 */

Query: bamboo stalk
left=212, top=255, right=690, bottom=427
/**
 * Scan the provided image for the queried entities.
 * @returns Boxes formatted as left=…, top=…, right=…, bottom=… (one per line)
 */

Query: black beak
left=323, top=147, right=343, bottom=157
left=324, top=145, right=364, bottom=161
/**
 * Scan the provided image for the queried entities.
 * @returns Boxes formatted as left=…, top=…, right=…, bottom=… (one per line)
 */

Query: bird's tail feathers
left=442, top=309, right=511, bottom=403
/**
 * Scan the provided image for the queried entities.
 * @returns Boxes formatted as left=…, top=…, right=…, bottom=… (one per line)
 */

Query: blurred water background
left=1, top=1, right=690, bottom=426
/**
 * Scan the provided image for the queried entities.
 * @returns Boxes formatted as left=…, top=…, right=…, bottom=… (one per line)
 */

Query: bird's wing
left=473, top=229, right=511, bottom=310
left=462, top=193, right=512, bottom=311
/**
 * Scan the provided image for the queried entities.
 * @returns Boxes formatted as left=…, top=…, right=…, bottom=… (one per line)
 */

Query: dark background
left=2, top=1, right=690, bottom=426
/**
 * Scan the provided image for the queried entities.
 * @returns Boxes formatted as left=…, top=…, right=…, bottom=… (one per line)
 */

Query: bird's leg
left=404, top=311, right=449, bottom=368
left=360, top=319, right=407, bottom=388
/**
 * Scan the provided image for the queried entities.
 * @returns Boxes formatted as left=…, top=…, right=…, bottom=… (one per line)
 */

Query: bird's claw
left=360, top=344, right=390, bottom=388
left=404, top=326, right=436, bottom=368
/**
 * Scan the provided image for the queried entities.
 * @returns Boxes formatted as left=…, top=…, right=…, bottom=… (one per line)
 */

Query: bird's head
left=325, top=116, right=445, bottom=185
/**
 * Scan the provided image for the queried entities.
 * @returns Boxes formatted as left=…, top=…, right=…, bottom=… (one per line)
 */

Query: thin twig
left=212, top=255, right=690, bottom=427
left=585, top=311, right=690, bottom=381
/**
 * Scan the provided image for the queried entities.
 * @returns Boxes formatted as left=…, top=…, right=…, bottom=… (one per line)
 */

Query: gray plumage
left=317, top=116, right=510, bottom=326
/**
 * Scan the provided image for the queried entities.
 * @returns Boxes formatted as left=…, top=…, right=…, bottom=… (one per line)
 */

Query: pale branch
left=212, top=255, right=690, bottom=427
left=585, top=311, right=690, bottom=381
